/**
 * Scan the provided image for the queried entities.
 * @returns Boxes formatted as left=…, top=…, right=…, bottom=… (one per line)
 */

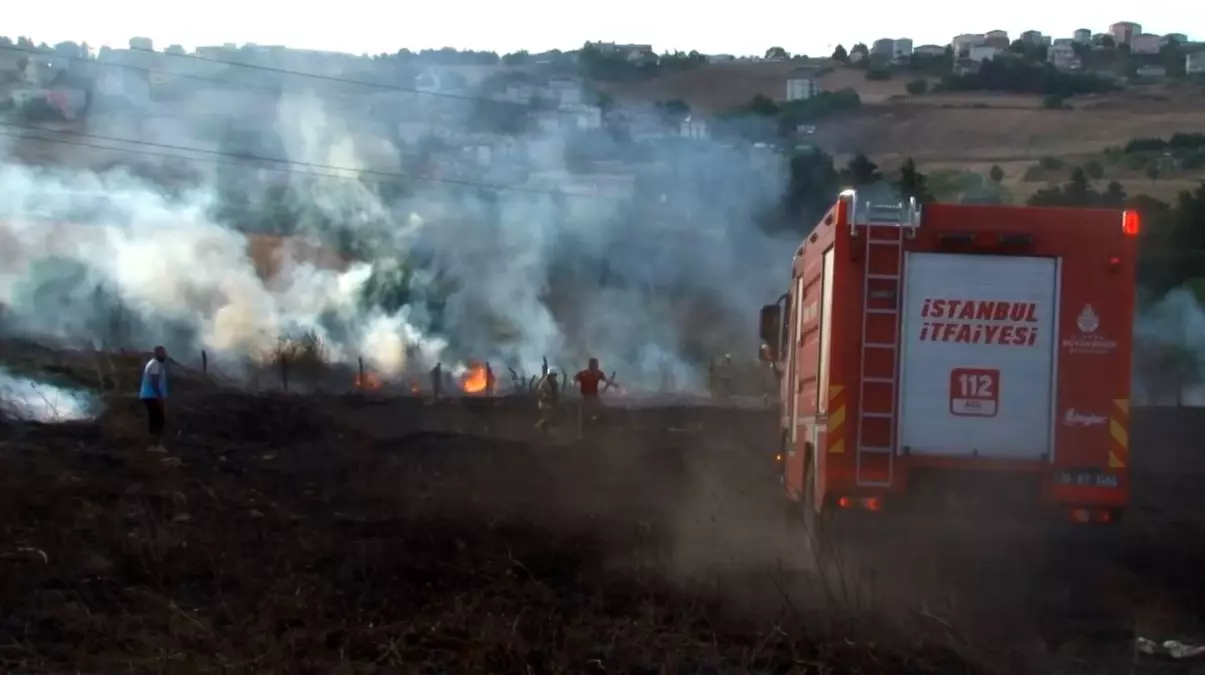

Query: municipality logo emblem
left=1076, top=305, right=1100, bottom=333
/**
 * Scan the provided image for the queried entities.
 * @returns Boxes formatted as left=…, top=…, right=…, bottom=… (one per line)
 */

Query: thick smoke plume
left=0, top=63, right=797, bottom=389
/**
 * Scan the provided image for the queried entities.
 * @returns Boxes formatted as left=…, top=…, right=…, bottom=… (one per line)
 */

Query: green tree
left=1083, top=159, right=1104, bottom=180
left=745, top=94, right=779, bottom=117
left=832, top=44, right=850, bottom=63
left=989, top=164, right=1005, bottom=183
left=905, top=78, right=928, bottom=94
left=1101, top=181, right=1126, bottom=206
left=776, top=149, right=841, bottom=233
left=850, top=43, right=870, bottom=65
left=844, top=154, right=881, bottom=186
left=502, top=50, right=529, bottom=65
left=1146, top=164, right=1161, bottom=181
left=896, top=158, right=934, bottom=202
left=765, top=46, right=789, bottom=60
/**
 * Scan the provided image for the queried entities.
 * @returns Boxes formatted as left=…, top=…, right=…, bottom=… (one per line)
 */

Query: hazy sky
left=7, top=1, right=1191, bottom=57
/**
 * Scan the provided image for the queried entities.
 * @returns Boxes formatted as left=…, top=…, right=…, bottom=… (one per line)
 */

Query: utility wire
left=0, top=44, right=540, bottom=108
left=0, top=122, right=622, bottom=200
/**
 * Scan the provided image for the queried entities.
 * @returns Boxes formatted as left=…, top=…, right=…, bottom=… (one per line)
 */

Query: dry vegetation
left=818, top=100, right=1205, bottom=161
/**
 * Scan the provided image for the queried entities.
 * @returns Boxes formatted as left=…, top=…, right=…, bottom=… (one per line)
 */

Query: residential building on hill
left=951, top=33, right=985, bottom=55
left=1047, top=44, right=1081, bottom=70
left=914, top=44, right=947, bottom=56
left=1110, top=21, right=1142, bottom=45
left=872, top=38, right=895, bottom=56
left=785, top=68, right=820, bottom=101
left=1131, top=33, right=1162, bottom=54
left=968, top=45, right=1002, bottom=62
left=1188, top=52, right=1205, bottom=75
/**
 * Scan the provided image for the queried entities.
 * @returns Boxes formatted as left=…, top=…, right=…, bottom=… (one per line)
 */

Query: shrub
left=1022, top=165, right=1047, bottom=182
left=1038, top=156, right=1065, bottom=170
left=1041, top=94, right=1067, bottom=109
left=905, top=78, right=929, bottom=95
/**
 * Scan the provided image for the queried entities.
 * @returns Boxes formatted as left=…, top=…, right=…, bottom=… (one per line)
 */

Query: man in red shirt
left=574, top=358, right=611, bottom=424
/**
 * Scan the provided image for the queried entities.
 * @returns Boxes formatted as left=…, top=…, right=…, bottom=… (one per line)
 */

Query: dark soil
left=0, top=393, right=974, bottom=674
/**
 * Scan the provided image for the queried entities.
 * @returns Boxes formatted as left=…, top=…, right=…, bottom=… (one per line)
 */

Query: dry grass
left=822, top=103, right=1205, bottom=161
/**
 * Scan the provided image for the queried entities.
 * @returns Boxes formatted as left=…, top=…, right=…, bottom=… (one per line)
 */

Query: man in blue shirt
left=139, top=346, right=168, bottom=453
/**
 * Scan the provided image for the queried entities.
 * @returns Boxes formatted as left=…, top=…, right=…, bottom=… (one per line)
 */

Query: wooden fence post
left=201, top=350, right=208, bottom=376
left=280, top=354, right=289, bottom=393
left=431, top=362, right=442, bottom=399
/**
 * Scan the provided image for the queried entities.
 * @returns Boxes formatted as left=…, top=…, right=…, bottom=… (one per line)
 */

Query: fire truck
left=759, top=190, right=1138, bottom=525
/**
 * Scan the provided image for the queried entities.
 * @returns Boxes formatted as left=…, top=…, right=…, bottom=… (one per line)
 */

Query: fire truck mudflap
left=898, top=253, right=1058, bottom=460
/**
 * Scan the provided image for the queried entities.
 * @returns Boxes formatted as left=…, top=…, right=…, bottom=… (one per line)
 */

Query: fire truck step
left=866, top=273, right=900, bottom=280
left=863, top=377, right=894, bottom=384
left=862, top=412, right=893, bottom=419
left=858, top=445, right=894, bottom=454
left=868, top=239, right=903, bottom=246
left=866, top=308, right=897, bottom=315
left=864, top=342, right=896, bottom=349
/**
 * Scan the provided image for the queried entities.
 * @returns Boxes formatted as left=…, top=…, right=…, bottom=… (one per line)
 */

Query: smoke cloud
left=0, top=59, right=798, bottom=389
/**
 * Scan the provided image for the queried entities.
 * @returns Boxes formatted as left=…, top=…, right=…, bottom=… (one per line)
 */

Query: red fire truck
left=759, top=190, right=1138, bottom=525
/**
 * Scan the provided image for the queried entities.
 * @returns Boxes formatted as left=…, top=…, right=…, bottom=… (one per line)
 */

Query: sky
left=6, top=1, right=1192, bottom=58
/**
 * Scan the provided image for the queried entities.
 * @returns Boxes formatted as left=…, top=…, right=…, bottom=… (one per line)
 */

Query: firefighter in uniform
left=534, top=371, right=560, bottom=433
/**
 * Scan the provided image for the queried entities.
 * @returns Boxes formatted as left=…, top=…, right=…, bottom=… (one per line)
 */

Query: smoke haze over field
left=0, top=63, right=798, bottom=388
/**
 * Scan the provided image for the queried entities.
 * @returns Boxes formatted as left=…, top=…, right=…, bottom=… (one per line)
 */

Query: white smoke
left=0, top=72, right=792, bottom=389
left=1135, top=287, right=1205, bottom=405
left=0, top=368, right=97, bottom=422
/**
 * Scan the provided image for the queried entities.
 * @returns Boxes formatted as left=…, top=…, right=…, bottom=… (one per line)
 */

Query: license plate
left=1056, top=471, right=1119, bottom=488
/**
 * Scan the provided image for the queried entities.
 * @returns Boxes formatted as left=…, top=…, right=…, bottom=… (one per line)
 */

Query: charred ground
left=0, top=376, right=1203, bottom=673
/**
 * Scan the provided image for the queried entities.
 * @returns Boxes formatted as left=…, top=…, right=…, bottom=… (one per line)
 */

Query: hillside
left=598, top=61, right=1205, bottom=200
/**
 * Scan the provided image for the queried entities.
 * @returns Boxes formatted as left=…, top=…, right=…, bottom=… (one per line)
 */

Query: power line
left=0, top=122, right=621, bottom=200
left=0, top=44, right=538, bottom=108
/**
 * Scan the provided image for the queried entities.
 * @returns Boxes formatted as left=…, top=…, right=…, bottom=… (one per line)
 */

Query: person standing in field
left=574, top=358, right=612, bottom=424
left=139, top=346, right=169, bottom=453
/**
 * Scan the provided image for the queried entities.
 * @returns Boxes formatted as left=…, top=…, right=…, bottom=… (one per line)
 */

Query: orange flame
left=410, top=380, right=421, bottom=394
left=354, top=371, right=382, bottom=390
left=460, top=362, right=488, bottom=394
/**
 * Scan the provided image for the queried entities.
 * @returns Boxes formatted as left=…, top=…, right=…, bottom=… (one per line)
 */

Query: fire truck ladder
left=850, top=195, right=921, bottom=488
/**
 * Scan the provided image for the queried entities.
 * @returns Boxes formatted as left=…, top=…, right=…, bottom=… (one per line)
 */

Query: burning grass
left=0, top=393, right=980, bottom=674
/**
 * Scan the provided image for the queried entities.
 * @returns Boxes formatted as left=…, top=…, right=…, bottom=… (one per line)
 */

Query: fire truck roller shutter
left=897, top=253, right=1058, bottom=460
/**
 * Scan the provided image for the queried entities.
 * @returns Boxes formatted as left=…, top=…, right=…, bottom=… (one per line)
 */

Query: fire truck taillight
left=1122, top=210, right=1140, bottom=237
